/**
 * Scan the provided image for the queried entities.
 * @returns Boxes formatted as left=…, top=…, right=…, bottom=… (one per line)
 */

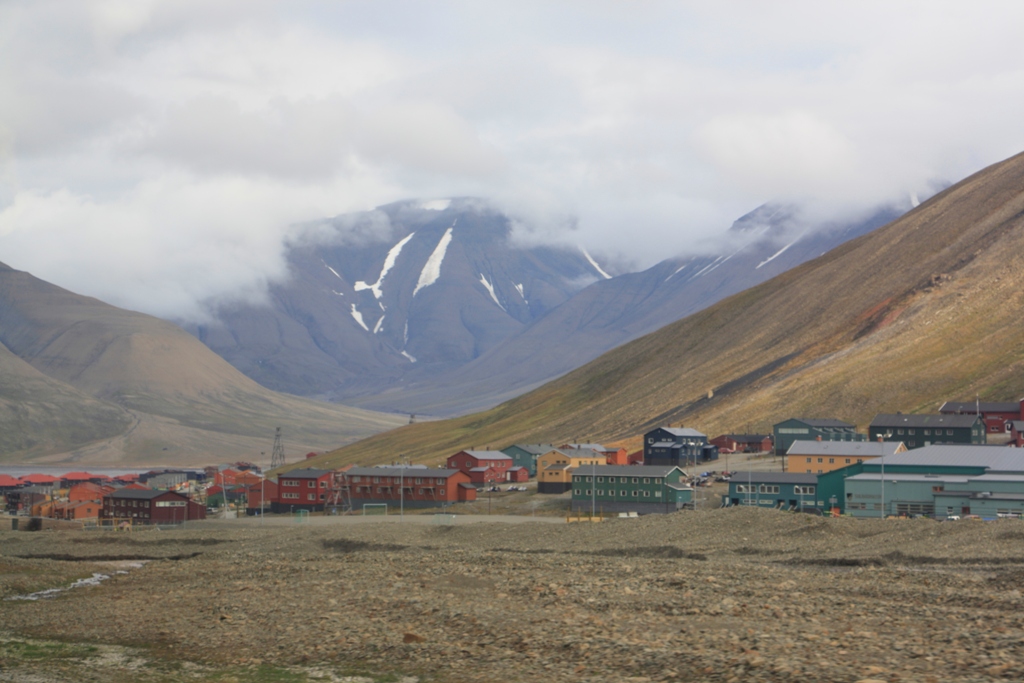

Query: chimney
left=878, top=436, right=884, bottom=442
left=816, top=435, right=822, bottom=441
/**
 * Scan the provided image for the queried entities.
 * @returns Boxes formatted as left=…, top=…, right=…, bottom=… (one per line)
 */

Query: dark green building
left=772, top=418, right=863, bottom=457
left=723, top=472, right=820, bottom=511
left=868, top=414, right=985, bottom=449
left=501, top=444, right=552, bottom=477
left=570, top=465, right=691, bottom=515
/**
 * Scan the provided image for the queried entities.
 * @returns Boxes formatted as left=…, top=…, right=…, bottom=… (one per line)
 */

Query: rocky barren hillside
left=3, top=509, right=1024, bottom=682
left=0, top=262, right=405, bottom=464
left=305, top=149, right=1024, bottom=468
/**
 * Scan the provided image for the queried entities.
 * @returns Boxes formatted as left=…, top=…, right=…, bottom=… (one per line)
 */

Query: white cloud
left=2, top=0, right=1024, bottom=320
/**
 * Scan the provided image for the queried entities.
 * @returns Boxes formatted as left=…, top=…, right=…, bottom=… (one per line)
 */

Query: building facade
left=101, top=489, right=205, bottom=524
left=570, top=465, right=690, bottom=514
left=644, top=427, right=717, bottom=468
left=446, top=451, right=514, bottom=484
left=273, top=468, right=334, bottom=513
left=939, top=400, right=1022, bottom=434
left=537, top=449, right=605, bottom=493
left=773, top=418, right=863, bottom=457
left=710, top=434, right=773, bottom=454
left=785, top=440, right=906, bottom=474
left=724, top=472, right=822, bottom=511
left=869, top=414, right=985, bottom=449
left=334, top=467, right=475, bottom=510
left=501, top=444, right=553, bottom=476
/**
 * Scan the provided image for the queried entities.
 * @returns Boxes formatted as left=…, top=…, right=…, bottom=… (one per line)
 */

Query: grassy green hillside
left=304, top=149, right=1024, bottom=470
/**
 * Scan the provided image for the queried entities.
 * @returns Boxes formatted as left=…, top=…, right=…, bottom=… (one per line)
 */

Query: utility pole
left=270, top=428, right=286, bottom=470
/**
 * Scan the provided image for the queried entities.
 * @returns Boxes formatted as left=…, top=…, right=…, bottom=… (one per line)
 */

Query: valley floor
left=2, top=508, right=1023, bottom=682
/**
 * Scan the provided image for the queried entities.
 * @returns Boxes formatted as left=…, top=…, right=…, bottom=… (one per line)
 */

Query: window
left=632, top=478, right=638, bottom=484
left=909, top=441, right=916, bottom=447
left=758, top=484, right=780, bottom=494
left=282, top=493, right=299, bottom=499
left=924, top=429, right=930, bottom=436
left=418, top=489, right=425, bottom=495
left=586, top=476, right=592, bottom=482
left=155, top=500, right=187, bottom=507
left=439, top=489, right=445, bottom=495
left=597, top=476, right=604, bottom=483
left=643, top=491, right=650, bottom=497
left=897, top=429, right=904, bottom=435
left=908, top=429, right=915, bottom=435
left=643, top=478, right=650, bottom=484
left=857, top=459, right=863, bottom=464
left=282, top=479, right=299, bottom=486
left=947, top=429, right=953, bottom=435
left=817, top=458, right=823, bottom=463
left=437, top=478, right=445, bottom=485
left=373, top=477, right=380, bottom=483
left=778, top=428, right=809, bottom=434
left=415, top=478, right=423, bottom=484
left=794, top=486, right=815, bottom=495
left=828, top=458, right=834, bottom=464
left=307, top=481, right=315, bottom=488
left=307, top=494, right=315, bottom=501
left=931, top=485, right=943, bottom=492
left=319, top=494, right=325, bottom=500
left=655, top=491, right=662, bottom=498
left=573, top=476, right=580, bottom=483
left=574, top=489, right=581, bottom=496
left=735, top=484, right=749, bottom=493
left=620, top=490, right=628, bottom=496
left=376, top=487, right=381, bottom=493
left=632, top=490, right=639, bottom=497
left=845, top=459, right=851, bottom=464
left=620, top=477, right=628, bottom=483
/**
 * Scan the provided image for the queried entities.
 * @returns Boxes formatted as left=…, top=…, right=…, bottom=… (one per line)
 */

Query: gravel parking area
left=3, top=507, right=1024, bottom=682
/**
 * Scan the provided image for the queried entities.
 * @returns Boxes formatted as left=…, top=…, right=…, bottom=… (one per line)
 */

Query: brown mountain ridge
left=305, top=149, right=1024, bottom=470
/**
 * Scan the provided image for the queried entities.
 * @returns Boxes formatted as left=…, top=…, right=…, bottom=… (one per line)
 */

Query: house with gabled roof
left=643, top=427, right=717, bottom=468
left=939, top=399, right=1022, bottom=434
left=446, top=451, right=513, bottom=484
left=501, top=444, right=552, bottom=476
left=536, top=448, right=605, bottom=493
left=273, top=468, right=334, bottom=513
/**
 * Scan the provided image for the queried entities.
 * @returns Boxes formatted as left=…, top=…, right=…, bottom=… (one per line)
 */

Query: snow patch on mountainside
left=580, top=247, right=612, bottom=279
left=413, top=224, right=455, bottom=296
left=513, top=282, right=527, bottom=303
left=479, top=274, right=505, bottom=311
left=349, top=304, right=369, bottom=331
left=354, top=232, right=415, bottom=299
left=323, top=261, right=343, bottom=280
left=373, top=315, right=384, bottom=334
left=756, top=234, right=805, bottom=269
left=420, top=199, right=451, bottom=211
left=401, top=350, right=417, bottom=363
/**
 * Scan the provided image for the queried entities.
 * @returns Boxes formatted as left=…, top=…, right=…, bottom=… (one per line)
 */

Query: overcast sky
left=2, top=0, right=1023, bottom=320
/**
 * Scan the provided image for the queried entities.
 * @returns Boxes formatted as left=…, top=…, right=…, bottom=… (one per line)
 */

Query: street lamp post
left=400, top=457, right=405, bottom=520
left=591, top=459, right=596, bottom=518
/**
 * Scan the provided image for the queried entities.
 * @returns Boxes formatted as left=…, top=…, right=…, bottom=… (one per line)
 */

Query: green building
left=723, top=472, right=820, bottom=511
left=773, top=418, right=864, bottom=457
left=501, top=444, right=552, bottom=477
left=819, top=444, right=1024, bottom=516
left=570, top=465, right=690, bottom=515
left=868, top=413, right=985, bottom=449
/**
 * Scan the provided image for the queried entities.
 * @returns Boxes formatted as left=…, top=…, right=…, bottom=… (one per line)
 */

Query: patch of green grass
left=0, top=638, right=99, bottom=661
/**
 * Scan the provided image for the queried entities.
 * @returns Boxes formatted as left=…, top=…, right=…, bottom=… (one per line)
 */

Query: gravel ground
left=3, top=507, right=1024, bottom=682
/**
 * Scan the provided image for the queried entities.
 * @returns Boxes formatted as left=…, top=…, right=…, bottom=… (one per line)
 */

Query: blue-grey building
left=723, top=472, right=821, bottom=511
left=644, top=427, right=717, bottom=468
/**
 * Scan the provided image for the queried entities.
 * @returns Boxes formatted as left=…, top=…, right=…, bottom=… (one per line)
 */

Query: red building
left=627, top=450, right=644, bottom=465
left=940, top=400, right=1023, bottom=434
left=273, top=468, right=334, bottom=513
left=101, top=489, right=205, bottom=524
left=507, top=466, right=529, bottom=482
left=710, top=434, right=774, bottom=454
left=446, top=451, right=513, bottom=483
left=334, top=467, right=476, bottom=510
left=68, top=482, right=114, bottom=503
left=246, top=480, right=277, bottom=516
left=602, top=447, right=629, bottom=465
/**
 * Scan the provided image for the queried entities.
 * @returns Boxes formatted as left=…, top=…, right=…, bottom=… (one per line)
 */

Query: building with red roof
left=19, top=474, right=58, bottom=485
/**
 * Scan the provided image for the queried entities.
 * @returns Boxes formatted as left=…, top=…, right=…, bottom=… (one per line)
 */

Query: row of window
left=155, top=500, right=186, bottom=507
left=803, top=457, right=864, bottom=464
left=574, top=489, right=662, bottom=498
left=734, top=484, right=785, bottom=494
left=280, top=479, right=328, bottom=488
left=572, top=476, right=664, bottom=484
left=349, top=476, right=448, bottom=485
left=889, top=428, right=956, bottom=436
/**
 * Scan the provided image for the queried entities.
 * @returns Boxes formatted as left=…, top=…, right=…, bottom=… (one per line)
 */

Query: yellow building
left=785, top=440, right=907, bottom=474
left=537, top=448, right=604, bottom=493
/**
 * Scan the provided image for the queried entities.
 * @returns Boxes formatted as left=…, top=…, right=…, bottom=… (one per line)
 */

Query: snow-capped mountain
left=335, top=201, right=915, bottom=416
left=187, top=198, right=612, bottom=401
left=189, top=197, right=918, bottom=417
